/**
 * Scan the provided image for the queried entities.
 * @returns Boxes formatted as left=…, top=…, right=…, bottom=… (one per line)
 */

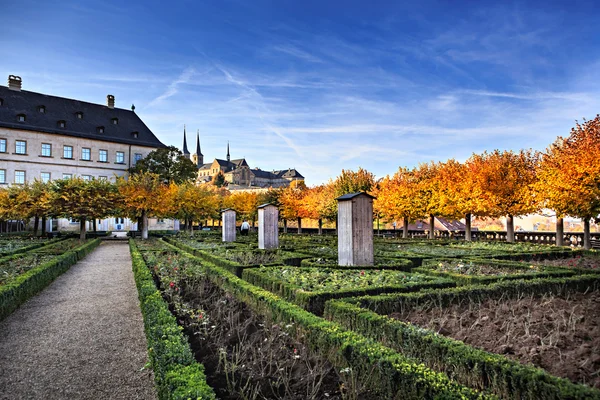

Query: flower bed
left=243, top=266, right=454, bottom=315
left=414, top=259, right=575, bottom=285
left=0, top=237, right=56, bottom=257
left=325, top=275, right=600, bottom=399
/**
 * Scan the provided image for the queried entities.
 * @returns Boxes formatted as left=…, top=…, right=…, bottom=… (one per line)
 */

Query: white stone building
left=0, top=75, right=173, bottom=232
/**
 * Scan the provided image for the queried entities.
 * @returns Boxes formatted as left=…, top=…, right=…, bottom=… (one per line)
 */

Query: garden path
left=0, top=241, right=156, bottom=400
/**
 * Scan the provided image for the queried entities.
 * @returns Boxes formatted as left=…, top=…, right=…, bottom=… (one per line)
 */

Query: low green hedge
left=326, top=276, right=600, bottom=399
left=300, top=256, right=414, bottom=270
left=159, top=239, right=490, bottom=399
left=0, top=238, right=101, bottom=321
left=243, top=266, right=456, bottom=315
left=414, top=259, right=575, bottom=285
left=129, top=239, right=216, bottom=400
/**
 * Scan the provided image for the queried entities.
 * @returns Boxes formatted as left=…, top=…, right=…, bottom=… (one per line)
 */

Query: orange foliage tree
left=279, top=181, right=307, bottom=233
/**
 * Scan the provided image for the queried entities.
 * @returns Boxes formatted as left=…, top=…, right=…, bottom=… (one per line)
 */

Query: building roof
left=336, top=192, right=376, bottom=201
left=0, top=85, right=166, bottom=148
left=273, top=168, right=305, bottom=179
left=252, top=168, right=278, bottom=179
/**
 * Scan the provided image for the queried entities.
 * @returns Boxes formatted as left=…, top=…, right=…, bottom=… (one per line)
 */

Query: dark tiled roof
left=198, top=163, right=212, bottom=170
left=0, top=86, right=166, bottom=148
left=214, top=159, right=230, bottom=167
left=230, top=158, right=248, bottom=167
left=336, top=192, right=376, bottom=201
left=251, top=169, right=278, bottom=179
left=274, top=168, right=304, bottom=179
left=258, top=203, right=276, bottom=209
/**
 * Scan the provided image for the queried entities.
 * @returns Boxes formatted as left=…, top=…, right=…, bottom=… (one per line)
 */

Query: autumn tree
left=412, top=162, right=443, bottom=239
left=49, top=178, right=121, bottom=240
left=175, top=183, right=221, bottom=233
left=211, top=171, right=226, bottom=188
left=537, top=115, right=600, bottom=248
left=471, top=150, right=540, bottom=242
left=224, top=191, right=259, bottom=225
left=279, top=181, right=307, bottom=233
left=130, top=146, right=198, bottom=184
left=118, top=172, right=174, bottom=239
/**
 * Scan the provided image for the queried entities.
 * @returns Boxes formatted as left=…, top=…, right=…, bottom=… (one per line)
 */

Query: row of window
left=0, top=170, right=111, bottom=184
left=10, top=106, right=121, bottom=127
left=0, top=138, right=143, bottom=164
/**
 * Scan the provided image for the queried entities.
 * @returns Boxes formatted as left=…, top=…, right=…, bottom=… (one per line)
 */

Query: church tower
left=195, top=129, right=203, bottom=167
left=182, top=125, right=190, bottom=160
left=226, top=141, right=230, bottom=162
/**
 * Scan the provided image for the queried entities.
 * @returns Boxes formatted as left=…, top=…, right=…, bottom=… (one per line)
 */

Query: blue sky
left=2, top=0, right=599, bottom=184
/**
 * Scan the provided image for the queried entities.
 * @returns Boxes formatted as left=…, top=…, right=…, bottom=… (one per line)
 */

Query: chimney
left=8, top=75, right=22, bottom=91
left=107, top=94, right=115, bottom=109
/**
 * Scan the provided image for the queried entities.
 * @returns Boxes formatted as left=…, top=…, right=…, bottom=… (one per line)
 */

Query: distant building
left=0, top=75, right=174, bottom=232
left=182, top=129, right=304, bottom=190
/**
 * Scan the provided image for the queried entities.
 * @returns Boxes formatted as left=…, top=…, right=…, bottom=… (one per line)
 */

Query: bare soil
left=390, top=290, right=600, bottom=388
left=540, top=255, right=600, bottom=271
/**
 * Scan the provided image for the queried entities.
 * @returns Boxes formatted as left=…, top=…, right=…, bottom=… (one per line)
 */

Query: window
left=15, top=170, right=25, bottom=184
left=82, top=175, right=92, bottom=181
left=99, top=149, right=108, bottom=162
left=0, top=98, right=3, bottom=106
left=41, top=172, right=50, bottom=183
left=82, top=147, right=91, bottom=161
left=63, top=145, right=73, bottom=159
left=15, top=140, right=26, bottom=154
left=58, top=120, right=66, bottom=128
left=116, top=151, right=124, bottom=164
left=131, top=131, right=139, bottom=138
left=134, top=153, right=142, bottom=165
left=0, top=139, right=6, bottom=153
left=63, top=173, right=72, bottom=179
left=0, top=169, right=5, bottom=184
left=41, top=143, right=52, bottom=157
left=111, top=118, right=118, bottom=125
left=38, top=106, right=46, bottom=113
left=17, top=114, right=25, bottom=122
left=97, top=126, right=105, bottom=134
left=76, top=112, right=83, bottom=119
left=99, top=176, right=108, bottom=180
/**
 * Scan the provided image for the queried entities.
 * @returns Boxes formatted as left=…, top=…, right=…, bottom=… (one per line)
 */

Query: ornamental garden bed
left=300, top=257, right=413, bottom=270
left=391, top=287, right=600, bottom=390
left=414, top=258, right=574, bottom=285
left=0, top=236, right=54, bottom=257
left=326, top=276, right=600, bottom=399
left=243, top=266, right=454, bottom=315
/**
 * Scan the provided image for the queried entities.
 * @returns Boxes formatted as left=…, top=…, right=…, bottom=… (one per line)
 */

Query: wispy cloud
left=271, top=44, right=323, bottom=63
left=147, top=66, right=197, bottom=107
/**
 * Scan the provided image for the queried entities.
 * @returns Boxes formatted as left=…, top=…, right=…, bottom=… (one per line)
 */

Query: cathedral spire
left=226, top=141, right=230, bottom=162
left=182, top=124, right=190, bottom=157
left=196, top=130, right=203, bottom=166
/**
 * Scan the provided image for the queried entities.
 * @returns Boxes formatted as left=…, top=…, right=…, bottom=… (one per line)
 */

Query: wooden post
left=556, top=217, right=564, bottom=246
left=506, top=215, right=515, bottom=243
left=222, top=209, right=236, bottom=242
left=336, top=192, right=375, bottom=266
left=258, top=204, right=279, bottom=249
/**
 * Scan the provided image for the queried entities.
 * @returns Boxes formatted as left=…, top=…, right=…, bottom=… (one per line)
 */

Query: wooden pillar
left=258, top=204, right=279, bottom=249
left=337, top=192, right=375, bottom=266
left=222, top=209, right=236, bottom=242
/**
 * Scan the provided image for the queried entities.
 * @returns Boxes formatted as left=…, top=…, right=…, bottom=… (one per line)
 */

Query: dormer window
left=17, top=114, right=25, bottom=122
left=111, top=118, right=118, bottom=125
left=0, top=98, right=4, bottom=106
left=58, top=120, right=66, bottom=128
left=131, top=131, right=139, bottom=138
left=97, top=126, right=105, bottom=134
left=75, top=111, right=83, bottom=119
left=38, top=106, right=46, bottom=113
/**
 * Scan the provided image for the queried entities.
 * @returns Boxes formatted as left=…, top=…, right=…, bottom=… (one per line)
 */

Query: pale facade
left=0, top=75, right=172, bottom=233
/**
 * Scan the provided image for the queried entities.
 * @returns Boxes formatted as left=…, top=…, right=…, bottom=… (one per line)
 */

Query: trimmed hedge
left=414, top=258, right=575, bottom=285
left=159, top=239, right=491, bottom=399
left=325, top=276, right=600, bottom=399
left=300, top=256, right=414, bottom=270
left=129, top=239, right=216, bottom=400
left=0, top=238, right=101, bottom=321
left=243, top=266, right=456, bottom=315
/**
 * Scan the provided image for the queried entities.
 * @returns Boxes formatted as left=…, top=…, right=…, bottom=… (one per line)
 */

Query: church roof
left=0, top=85, right=166, bottom=148
left=273, top=168, right=304, bottom=179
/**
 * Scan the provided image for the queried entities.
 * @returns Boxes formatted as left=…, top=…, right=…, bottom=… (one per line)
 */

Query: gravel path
left=0, top=241, right=156, bottom=400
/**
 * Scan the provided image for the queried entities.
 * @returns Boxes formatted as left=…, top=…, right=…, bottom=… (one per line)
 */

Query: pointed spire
left=182, top=124, right=190, bottom=156
left=196, top=130, right=202, bottom=156
left=226, top=141, right=230, bottom=162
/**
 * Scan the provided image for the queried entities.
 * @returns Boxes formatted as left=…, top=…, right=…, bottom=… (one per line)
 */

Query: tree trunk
left=93, top=218, right=97, bottom=233
left=142, top=210, right=149, bottom=240
left=403, top=216, right=409, bottom=239
left=283, top=219, right=288, bottom=234
left=79, top=218, right=86, bottom=241
left=506, top=215, right=515, bottom=243
left=429, top=214, right=435, bottom=240
left=556, top=217, right=564, bottom=246
left=377, top=215, right=380, bottom=236
left=465, top=213, right=472, bottom=241
left=584, top=218, right=591, bottom=250
left=297, top=217, right=302, bottom=234
left=318, top=218, right=323, bottom=235
left=33, top=216, right=40, bottom=236
left=41, top=216, right=46, bottom=236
